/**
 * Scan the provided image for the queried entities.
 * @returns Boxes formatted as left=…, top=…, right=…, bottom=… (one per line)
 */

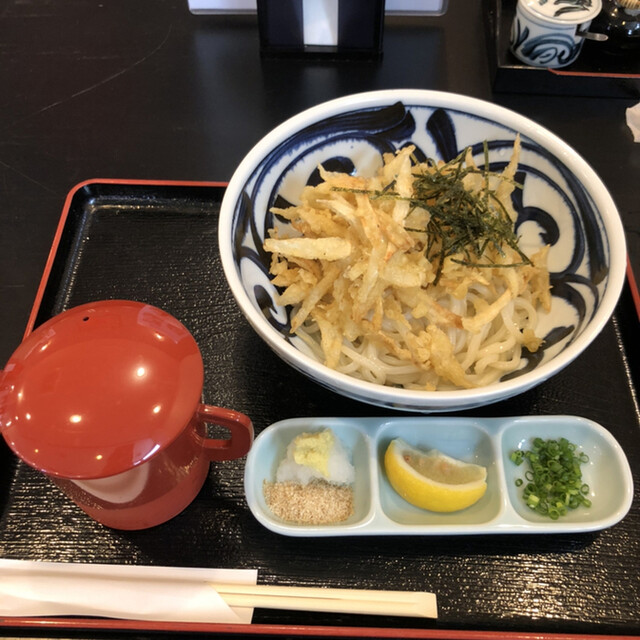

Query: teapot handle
left=197, top=404, right=254, bottom=461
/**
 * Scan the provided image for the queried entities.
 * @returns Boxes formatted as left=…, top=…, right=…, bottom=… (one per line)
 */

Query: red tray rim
left=3, top=615, right=639, bottom=640
left=23, top=178, right=228, bottom=340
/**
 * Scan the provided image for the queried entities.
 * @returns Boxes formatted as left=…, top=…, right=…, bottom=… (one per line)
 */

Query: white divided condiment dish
left=244, top=415, right=633, bottom=536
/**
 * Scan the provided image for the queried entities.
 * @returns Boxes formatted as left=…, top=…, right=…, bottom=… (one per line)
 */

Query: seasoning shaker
left=510, top=0, right=604, bottom=68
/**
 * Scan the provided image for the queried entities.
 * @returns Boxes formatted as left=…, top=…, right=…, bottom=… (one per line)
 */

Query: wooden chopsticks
left=209, top=583, right=437, bottom=619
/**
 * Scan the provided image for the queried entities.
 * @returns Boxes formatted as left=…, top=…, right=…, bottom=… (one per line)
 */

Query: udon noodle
left=263, top=137, right=551, bottom=390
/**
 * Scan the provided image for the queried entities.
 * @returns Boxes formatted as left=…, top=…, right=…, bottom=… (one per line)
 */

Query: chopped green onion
left=510, top=437, right=591, bottom=519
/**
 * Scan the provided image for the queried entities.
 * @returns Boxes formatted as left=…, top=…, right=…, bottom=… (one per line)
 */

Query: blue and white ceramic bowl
left=218, top=90, right=626, bottom=412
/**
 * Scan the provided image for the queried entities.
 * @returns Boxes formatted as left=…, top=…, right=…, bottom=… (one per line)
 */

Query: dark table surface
left=1, top=1, right=639, bottom=639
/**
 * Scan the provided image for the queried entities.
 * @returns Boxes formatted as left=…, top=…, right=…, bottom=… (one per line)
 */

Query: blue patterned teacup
left=510, top=0, right=602, bottom=68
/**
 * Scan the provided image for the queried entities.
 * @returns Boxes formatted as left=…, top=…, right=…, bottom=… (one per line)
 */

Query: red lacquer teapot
left=0, top=299, right=253, bottom=530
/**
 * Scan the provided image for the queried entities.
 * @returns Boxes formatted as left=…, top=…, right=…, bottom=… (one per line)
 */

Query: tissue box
left=256, top=0, right=385, bottom=58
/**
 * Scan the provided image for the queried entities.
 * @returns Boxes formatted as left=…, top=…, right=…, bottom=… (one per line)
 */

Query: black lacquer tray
left=1, top=180, right=639, bottom=639
left=484, top=0, right=640, bottom=98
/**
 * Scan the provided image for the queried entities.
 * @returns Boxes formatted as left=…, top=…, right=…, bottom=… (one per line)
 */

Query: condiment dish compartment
left=501, top=418, right=634, bottom=525
left=375, top=419, right=502, bottom=527
left=251, top=419, right=375, bottom=527
left=244, top=415, right=633, bottom=536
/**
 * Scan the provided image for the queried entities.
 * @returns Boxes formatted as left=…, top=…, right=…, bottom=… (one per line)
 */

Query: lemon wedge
left=384, top=438, right=487, bottom=512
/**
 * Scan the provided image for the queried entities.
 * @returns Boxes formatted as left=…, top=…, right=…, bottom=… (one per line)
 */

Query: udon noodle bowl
left=263, top=136, right=551, bottom=391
